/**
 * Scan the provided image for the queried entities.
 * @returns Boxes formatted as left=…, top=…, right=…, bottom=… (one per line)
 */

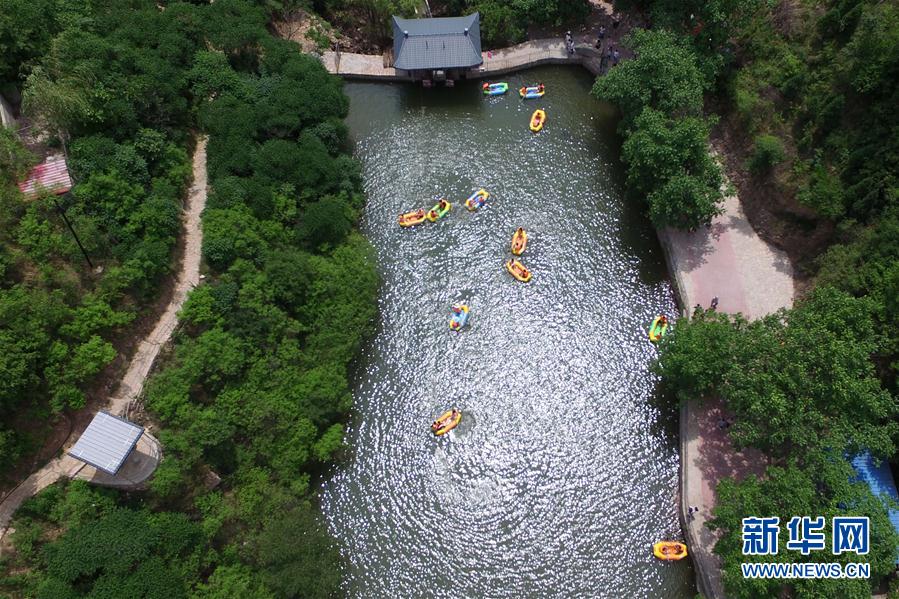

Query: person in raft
left=451, top=304, right=461, bottom=314
left=439, top=199, right=448, bottom=210
left=659, top=315, right=668, bottom=326
left=538, top=84, right=544, bottom=92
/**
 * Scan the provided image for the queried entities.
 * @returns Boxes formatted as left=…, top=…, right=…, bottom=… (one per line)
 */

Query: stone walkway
left=658, top=180, right=795, bottom=598
left=0, top=137, right=208, bottom=547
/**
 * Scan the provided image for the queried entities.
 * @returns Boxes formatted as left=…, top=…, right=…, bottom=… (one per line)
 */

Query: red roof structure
left=18, top=154, right=73, bottom=199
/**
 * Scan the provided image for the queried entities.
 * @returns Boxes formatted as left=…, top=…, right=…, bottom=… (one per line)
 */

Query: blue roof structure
left=851, top=451, right=899, bottom=565
left=68, top=411, right=144, bottom=475
left=392, top=13, right=482, bottom=71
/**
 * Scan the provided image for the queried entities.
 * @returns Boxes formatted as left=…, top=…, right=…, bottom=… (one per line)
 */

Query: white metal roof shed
left=67, top=411, right=144, bottom=475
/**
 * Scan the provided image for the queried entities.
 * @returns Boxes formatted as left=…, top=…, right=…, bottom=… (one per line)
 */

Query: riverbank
left=658, top=163, right=795, bottom=598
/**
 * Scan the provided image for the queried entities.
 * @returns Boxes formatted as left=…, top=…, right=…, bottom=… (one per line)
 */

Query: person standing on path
left=612, top=48, right=620, bottom=65
left=595, top=25, right=606, bottom=49
left=605, top=44, right=615, bottom=71
left=612, top=13, right=621, bottom=29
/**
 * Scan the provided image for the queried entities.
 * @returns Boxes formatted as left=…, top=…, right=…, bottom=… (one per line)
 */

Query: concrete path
left=0, top=137, right=208, bottom=546
left=663, top=192, right=794, bottom=321
left=321, top=38, right=591, bottom=80
left=321, top=50, right=396, bottom=79
left=113, top=137, right=207, bottom=420
left=478, top=39, right=571, bottom=76
left=0, top=93, right=15, bottom=128
left=658, top=177, right=795, bottom=598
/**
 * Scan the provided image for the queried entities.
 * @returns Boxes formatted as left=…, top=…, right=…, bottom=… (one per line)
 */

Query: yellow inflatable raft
left=398, top=208, right=426, bottom=227
left=505, top=258, right=532, bottom=283
left=431, top=409, right=462, bottom=436
left=511, top=227, right=528, bottom=255
left=530, top=109, right=546, bottom=132
left=653, top=541, right=687, bottom=561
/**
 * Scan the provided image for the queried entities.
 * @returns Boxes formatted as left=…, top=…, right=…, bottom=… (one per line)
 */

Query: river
left=321, top=65, right=694, bottom=598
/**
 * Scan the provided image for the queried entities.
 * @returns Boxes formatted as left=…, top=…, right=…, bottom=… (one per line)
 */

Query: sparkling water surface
left=321, top=66, right=694, bottom=599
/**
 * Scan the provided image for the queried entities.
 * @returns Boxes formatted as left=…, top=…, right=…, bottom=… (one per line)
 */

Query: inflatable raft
left=519, top=84, right=545, bottom=99
left=432, top=409, right=462, bottom=436
left=653, top=541, right=687, bottom=561
left=506, top=258, right=532, bottom=282
left=449, top=304, right=470, bottom=330
left=465, top=188, right=490, bottom=211
left=530, top=109, right=546, bottom=132
left=649, top=315, right=669, bottom=343
left=427, top=199, right=452, bottom=222
left=510, top=227, right=528, bottom=255
left=398, top=208, right=426, bottom=227
left=482, top=82, right=508, bottom=96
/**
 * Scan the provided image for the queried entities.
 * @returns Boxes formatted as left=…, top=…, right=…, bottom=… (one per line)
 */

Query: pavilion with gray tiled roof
left=391, top=13, right=482, bottom=82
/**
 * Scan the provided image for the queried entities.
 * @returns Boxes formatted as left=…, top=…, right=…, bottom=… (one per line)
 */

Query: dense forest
left=592, top=0, right=899, bottom=596
left=0, top=0, right=377, bottom=597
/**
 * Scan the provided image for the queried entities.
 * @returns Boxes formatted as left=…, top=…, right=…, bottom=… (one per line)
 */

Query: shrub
left=797, top=158, right=845, bottom=219
left=748, top=134, right=785, bottom=173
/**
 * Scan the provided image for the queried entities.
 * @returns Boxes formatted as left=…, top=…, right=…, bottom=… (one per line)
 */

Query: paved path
left=321, top=39, right=599, bottom=80
left=0, top=137, right=208, bottom=547
left=658, top=177, right=795, bottom=598
left=112, top=137, right=207, bottom=419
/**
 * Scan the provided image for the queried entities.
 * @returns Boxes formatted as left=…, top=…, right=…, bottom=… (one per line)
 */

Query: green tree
left=0, top=0, right=59, bottom=82
left=0, top=126, right=36, bottom=183
left=619, top=109, right=724, bottom=229
left=255, top=506, right=342, bottom=599
left=313, top=423, right=345, bottom=461
left=22, top=62, right=94, bottom=143
left=647, top=171, right=724, bottom=229
left=298, top=194, right=354, bottom=249
left=194, top=564, right=274, bottom=599
left=37, top=508, right=201, bottom=598
left=592, top=29, right=706, bottom=128
left=475, top=0, right=526, bottom=46
left=657, top=287, right=897, bottom=459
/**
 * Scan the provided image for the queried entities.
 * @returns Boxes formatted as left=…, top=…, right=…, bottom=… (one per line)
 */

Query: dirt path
left=0, top=137, right=208, bottom=548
